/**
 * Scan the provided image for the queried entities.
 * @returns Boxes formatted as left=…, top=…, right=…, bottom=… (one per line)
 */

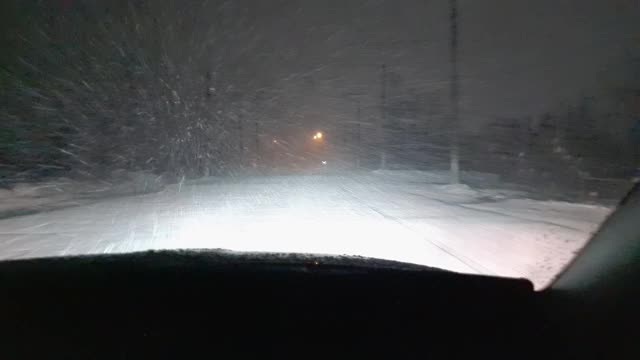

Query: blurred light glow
left=168, top=210, right=473, bottom=274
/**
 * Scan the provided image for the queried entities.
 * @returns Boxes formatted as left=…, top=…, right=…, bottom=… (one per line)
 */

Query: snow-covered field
left=0, top=171, right=612, bottom=289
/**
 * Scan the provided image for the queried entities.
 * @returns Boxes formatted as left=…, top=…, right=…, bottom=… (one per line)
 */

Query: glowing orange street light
left=313, top=131, right=323, bottom=140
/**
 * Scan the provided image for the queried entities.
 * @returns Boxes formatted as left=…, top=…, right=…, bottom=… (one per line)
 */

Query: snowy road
left=0, top=173, right=611, bottom=289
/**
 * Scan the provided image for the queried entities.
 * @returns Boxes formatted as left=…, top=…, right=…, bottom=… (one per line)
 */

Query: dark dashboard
left=1, top=251, right=541, bottom=359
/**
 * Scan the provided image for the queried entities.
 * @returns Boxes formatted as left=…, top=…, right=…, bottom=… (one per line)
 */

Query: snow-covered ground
left=0, top=171, right=612, bottom=289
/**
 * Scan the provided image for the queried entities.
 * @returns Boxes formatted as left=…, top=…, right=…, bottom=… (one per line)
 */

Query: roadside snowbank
left=372, top=169, right=501, bottom=186
left=0, top=171, right=166, bottom=219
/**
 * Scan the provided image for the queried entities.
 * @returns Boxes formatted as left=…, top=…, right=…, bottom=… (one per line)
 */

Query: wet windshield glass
left=1, top=0, right=639, bottom=289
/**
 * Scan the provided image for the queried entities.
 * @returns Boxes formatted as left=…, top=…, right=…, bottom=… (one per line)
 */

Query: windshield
left=1, top=0, right=638, bottom=289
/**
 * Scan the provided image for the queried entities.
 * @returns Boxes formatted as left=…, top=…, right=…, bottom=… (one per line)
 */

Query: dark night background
left=1, top=0, right=639, bottom=199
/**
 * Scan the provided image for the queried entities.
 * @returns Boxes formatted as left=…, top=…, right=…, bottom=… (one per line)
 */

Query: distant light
left=316, top=132, right=323, bottom=139
left=322, top=161, right=327, bottom=165
left=273, top=139, right=278, bottom=144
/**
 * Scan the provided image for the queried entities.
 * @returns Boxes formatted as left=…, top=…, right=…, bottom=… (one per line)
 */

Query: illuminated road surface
left=0, top=173, right=610, bottom=288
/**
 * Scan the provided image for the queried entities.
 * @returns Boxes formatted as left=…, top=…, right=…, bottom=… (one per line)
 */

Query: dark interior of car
left=1, top=185, right=638, bottom=359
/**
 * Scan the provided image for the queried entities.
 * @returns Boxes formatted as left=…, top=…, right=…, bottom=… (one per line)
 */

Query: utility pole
left=239, top=118, right=244, bottom=163
left=449, top=0, right=461, bottom=184
left=342, top=122, right=348, bottom=149
left=356, top=100, right=362, bottom=168
left=203, top=71, right=214, bottom=177
left=380, top=64, right=388, bottom=170
left=255, top=121, right=260, bottom=165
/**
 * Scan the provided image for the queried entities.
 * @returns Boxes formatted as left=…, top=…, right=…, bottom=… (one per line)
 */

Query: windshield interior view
left=1, top=0, right=639, bottom=359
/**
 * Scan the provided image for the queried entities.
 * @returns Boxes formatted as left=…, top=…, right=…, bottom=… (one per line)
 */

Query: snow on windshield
left=0, top=0, right=638, bottom=289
